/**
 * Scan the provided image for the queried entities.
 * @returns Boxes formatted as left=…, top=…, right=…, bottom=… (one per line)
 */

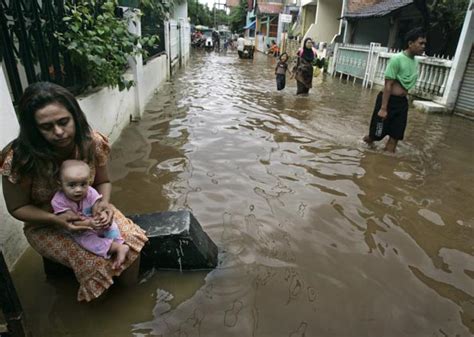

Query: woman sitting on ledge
left=0, top=82, right=148, bottom=302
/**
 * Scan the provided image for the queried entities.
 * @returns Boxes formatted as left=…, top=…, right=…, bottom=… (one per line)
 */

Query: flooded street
left=12, top=50, right=474, bottom=336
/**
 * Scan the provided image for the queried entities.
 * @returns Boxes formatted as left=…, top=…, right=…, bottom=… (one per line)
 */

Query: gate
left=179, top=18, right=190, bottom=66
left=0, top=0, right=87, bottom=105
left=454, top=46, right=474, bottom=118
left=169, top=19, right=179, bottom=69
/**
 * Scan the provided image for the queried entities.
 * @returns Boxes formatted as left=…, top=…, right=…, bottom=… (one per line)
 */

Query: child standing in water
left=275, top=52, right=289, bottom=91
left=52, top=160, right=129, bottom=270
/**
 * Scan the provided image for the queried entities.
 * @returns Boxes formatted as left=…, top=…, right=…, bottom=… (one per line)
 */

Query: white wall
left=77, top=77, right=137, bottom=144
left=301, top=0, right=317, bottom=7
left=173, top=1, right=188, bottom=21
left=0, top=64, right=29, bottom=269
left=313, top=0, right=343, bottom=43
left=142, top=55, right=169, bottom=105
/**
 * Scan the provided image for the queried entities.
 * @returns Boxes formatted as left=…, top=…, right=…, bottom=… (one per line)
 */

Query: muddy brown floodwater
left=11, top=51, right=474, bottom=337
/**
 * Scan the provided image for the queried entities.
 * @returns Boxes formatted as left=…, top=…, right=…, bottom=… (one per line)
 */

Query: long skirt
left=295, top=58, right=313, bottom=95
left=24, top=205, right=148, bottom=302
left=296, top=81, right=309, bottom=95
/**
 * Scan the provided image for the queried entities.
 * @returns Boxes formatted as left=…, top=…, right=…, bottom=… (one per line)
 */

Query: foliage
left=214, top=9, right=229, bottom=27
left=56, top=0, right=157, bottom=91
left=427, top=0, right=469, bottom=35
left=229, top=0, right=247, bottom=33
left=414, top=0, right=470, bottom=55
left=139, top=0, right=174, bottom=20
left=188, top=0, right=213, bottom=26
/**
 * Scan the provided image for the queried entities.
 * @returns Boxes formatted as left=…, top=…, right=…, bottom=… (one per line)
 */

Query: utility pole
left=213, top=0, right=227, bottom=29
left=213, top=3, right=216, bottom=28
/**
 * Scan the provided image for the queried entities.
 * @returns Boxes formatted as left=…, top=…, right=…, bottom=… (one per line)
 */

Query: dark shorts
left=369, top=91, right=409, bottom=141
left=276, top=74, right=286, bottom=90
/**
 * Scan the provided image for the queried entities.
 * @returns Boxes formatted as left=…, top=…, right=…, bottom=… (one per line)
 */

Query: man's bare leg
left=384, top=137, right=398, bottom=152
left=363, top=135, right=373, bottom=144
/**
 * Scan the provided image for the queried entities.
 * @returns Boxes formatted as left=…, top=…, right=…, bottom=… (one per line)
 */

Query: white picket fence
left=332, top=43, right=453, bottom=100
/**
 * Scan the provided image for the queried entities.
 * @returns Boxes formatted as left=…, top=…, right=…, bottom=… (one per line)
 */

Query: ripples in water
left=11, top=50, right=474, bottom=337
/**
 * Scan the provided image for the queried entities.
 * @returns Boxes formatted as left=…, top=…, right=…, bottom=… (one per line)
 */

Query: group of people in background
left=272, top=37, right=320, bottom=95
left=269, top=28, right=427, bottom=154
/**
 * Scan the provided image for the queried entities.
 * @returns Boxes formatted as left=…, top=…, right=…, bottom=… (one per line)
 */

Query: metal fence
left=374, top=52, right=453, bottom=99
left=0, top=0, right=89, bottom=105
left=332, top=43, right=453, bottom=100
left=141, top=11, right=166, bottom=60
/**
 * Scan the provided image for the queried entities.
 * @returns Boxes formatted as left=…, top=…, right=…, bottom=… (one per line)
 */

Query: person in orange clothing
left=269, top=40, right=279, bottom=57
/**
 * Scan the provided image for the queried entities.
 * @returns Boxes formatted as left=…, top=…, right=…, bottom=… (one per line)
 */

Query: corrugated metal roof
left=345, top=0, right=413, bottom=19
left=257, top=2, right=284, bottom=14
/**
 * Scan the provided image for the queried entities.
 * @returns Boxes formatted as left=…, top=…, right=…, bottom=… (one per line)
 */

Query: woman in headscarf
left=292, top=38, right=317, bottom=95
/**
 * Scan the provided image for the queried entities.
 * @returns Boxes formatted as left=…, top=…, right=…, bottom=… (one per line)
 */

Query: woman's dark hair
left=300, top=38, right=315, bottom=61
left=303, top=38, right=313, bottom=49
left=279, top=52, right=288, bottom=61
left=404, top=27, right=426, bottom=48
left=9, top=82, right=93, bottom=180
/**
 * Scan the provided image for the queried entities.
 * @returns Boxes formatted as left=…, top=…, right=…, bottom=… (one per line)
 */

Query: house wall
left=302, top=4, right=317, bottom=36
left=352, top=17, right=390, bottom=45
left=0, top=64, right=28, bottom=269
left=173, top=1, right=188, bottom=21
left=141, top=52, right=169, bottom=108
left=313, top=0, right=343, bottom=43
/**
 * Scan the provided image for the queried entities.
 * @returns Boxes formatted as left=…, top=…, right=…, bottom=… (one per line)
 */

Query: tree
left=414, top=0, right=470, bottom=55
left=213, top=8, right=229, bottom=27
left=229, top=0, right=247, bottom=33
left=188, top=0, right=213, bottom=26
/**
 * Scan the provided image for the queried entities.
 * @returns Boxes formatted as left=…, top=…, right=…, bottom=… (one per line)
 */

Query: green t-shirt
left=384, top=52, right=418, bottom=90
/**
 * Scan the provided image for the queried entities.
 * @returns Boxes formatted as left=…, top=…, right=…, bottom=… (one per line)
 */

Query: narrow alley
left=12, top=50, right=474, bottom=337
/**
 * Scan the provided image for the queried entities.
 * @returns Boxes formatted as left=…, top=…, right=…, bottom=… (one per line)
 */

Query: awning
left=243, top=20, right=256, bottom=30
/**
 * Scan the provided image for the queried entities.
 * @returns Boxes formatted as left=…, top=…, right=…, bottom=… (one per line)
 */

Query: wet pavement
left=11, top=50, right=474, bottom=336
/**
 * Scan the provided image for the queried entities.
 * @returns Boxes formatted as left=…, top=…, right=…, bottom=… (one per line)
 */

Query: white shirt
left=237, top=37, right=245, bottom=51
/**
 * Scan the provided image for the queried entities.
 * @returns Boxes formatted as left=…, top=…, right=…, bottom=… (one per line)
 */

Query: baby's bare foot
left=112, top=244, right=130, bottom=270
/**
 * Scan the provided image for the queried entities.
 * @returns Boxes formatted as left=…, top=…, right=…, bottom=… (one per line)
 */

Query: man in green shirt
left=363, top=27, right=427, bottom=152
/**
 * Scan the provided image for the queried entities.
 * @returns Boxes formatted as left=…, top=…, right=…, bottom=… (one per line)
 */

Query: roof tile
left=345, top=0, right=413, bottom=18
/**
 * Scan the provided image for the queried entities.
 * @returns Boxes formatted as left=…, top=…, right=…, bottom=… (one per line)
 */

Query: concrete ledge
left=129, top=210, right=218, bottom=271
left=413, top=100, right=448, bottom=114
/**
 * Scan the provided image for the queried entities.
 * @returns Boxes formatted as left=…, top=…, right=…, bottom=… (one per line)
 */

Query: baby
left=51, top=160, right=129, bottom=270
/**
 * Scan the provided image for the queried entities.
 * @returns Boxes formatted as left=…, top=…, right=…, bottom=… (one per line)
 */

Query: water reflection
left=11, top=50, right=474, bottom=336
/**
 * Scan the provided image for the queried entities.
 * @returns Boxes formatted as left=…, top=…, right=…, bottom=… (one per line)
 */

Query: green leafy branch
left=56, top=0, right=158, bottom=91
